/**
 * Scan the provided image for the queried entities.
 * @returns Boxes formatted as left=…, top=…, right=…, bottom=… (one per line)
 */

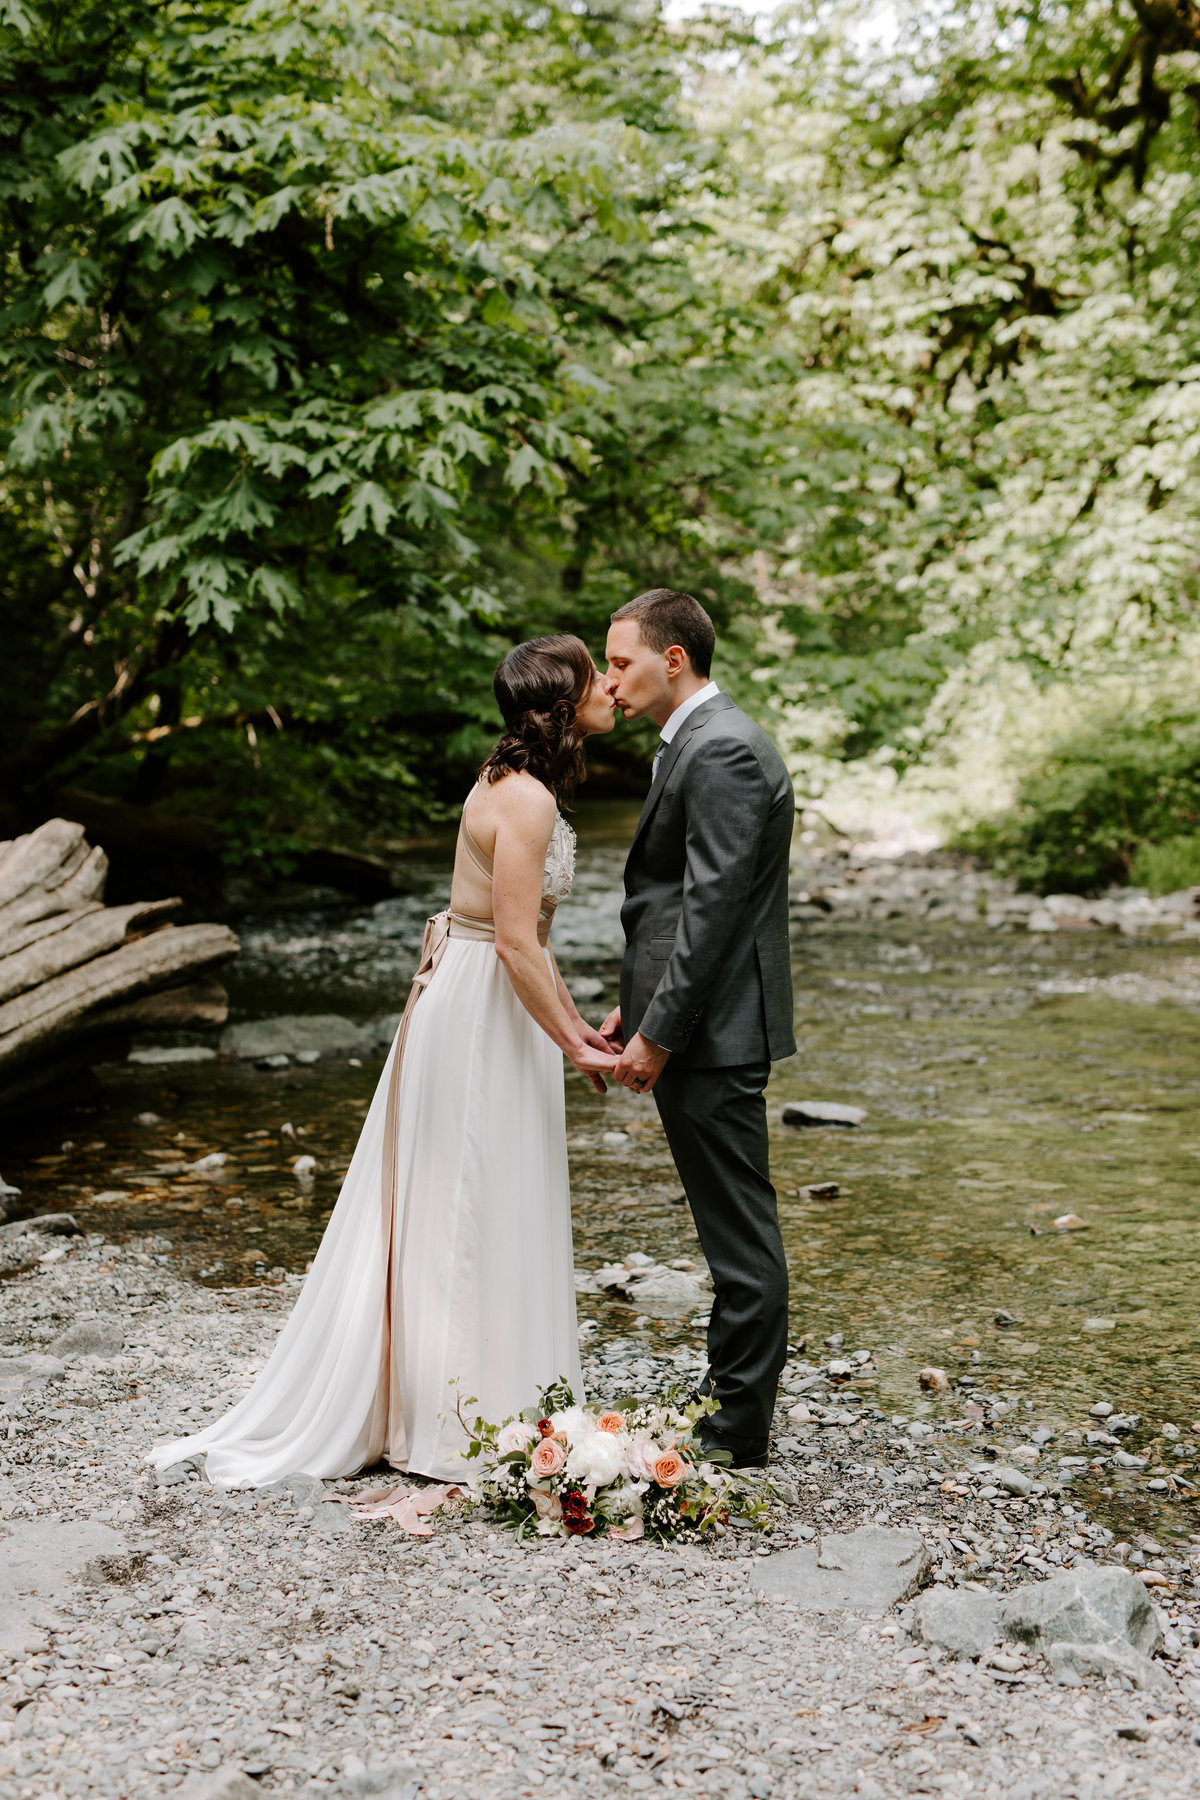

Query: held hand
left=570, top=1042, right=619, bottom=1095
left=599, top=1005, right=625, bottom=1052
left=612, top=1032, right=670, bottom=1095
left=573, top=1018, right=615, bottom=1055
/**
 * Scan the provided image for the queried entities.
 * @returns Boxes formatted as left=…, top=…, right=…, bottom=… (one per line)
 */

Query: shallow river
left=4, top=802, right=1199, bottom=1543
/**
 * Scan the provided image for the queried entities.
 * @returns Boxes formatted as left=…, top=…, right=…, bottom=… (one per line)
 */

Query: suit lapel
left=628, top=693, right=734, bottom=859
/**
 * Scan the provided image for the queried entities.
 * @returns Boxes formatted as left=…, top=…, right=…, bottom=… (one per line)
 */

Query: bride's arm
left=548, top=950, right=612, bottom=1054
left=491, top=779, right=616, bottom=1087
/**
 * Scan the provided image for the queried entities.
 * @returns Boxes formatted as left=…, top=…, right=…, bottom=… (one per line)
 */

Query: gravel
left=1, top=1219, right=1199, bottom=1800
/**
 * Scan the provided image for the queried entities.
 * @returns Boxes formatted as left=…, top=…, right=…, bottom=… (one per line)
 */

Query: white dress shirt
left=652, top=680, right=720, bottom=780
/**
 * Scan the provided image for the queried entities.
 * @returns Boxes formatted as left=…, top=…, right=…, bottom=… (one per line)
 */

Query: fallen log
left=0, top=921, right=239, bottom=1068
left=92, top=976, right=231, bottom=1033
left=0, top=898, right=180, bottom=1003
left=0, top=821, right=239, bottom=1094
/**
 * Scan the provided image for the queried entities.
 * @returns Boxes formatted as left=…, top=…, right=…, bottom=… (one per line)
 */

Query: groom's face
left=604, top=619, right=673, bottom=723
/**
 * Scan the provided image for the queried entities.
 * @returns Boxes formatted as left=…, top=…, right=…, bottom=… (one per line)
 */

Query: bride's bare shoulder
left=472, top=771, right=556, bottom=847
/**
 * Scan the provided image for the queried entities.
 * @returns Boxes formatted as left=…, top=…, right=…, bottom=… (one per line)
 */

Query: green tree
left=696, top=0, right=1200, bottom=782
left=3, top=0, right=756, bottom=857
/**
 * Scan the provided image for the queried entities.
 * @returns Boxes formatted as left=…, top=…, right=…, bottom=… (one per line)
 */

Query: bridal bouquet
left=459, top=1383, right=772, bottom=1544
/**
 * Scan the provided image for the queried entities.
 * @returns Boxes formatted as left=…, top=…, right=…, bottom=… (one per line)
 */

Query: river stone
left=781, top=1101, right=866, bottom=1129
left=0, top=1353, right=66, bottom=1396
left=50, top=1318, right=125, bottom=1357
left=751, top=1526, right=930, bottom=1612
left=221, top=1014, right=371, bottom=1061
left=994, top=1465, right=1035, bottom=1496
left=155, top=1458, right=202, bottom=1487
left=1000, top=1567, right=1162, bottom=1656
left=912, top=1588, right=1001, bottom=1660
left=179, top=1762, right=261, bottom=1800
left=622, top=1267, right=712, bottom=1316
left=334, top=1763, right=425, bottom=1800
left=0, top=1518, right=126, bottom=1652
left=265, top=1471, right=354, bottom=1536
left=1046, top=1639, right=1173, bottom=1695
left=0, top=1211, right=79, bottom=1240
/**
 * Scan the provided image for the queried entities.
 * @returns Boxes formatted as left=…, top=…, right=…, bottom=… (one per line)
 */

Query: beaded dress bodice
left=542, top=812, right=576, bottom=904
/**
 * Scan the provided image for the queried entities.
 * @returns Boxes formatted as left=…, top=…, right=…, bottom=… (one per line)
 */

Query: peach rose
left=597, top=1412, right=626, bottom=1435
left=530, top=1437, right=566, bottom=1477
left=653, top=1450, right=689, bottom=1487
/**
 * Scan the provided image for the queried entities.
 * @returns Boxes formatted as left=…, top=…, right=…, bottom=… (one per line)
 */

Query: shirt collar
left=659, top=680, right=720, bottom=746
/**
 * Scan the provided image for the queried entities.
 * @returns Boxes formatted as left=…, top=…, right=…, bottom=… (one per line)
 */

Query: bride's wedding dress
left=151, top=799, right=583, bottom=1485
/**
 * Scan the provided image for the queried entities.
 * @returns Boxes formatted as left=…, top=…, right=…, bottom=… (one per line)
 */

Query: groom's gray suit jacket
left=620, top=693, right=796, bottom=1069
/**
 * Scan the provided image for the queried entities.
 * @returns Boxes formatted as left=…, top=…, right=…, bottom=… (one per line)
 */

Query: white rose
left=549, top=1405, right=592, bottom=1442
left=565, top=1430, right=626, bottom=1489
left=602, top=1481, right=644, bottom=1521
left=497, top=1420, right=538, bottom=1455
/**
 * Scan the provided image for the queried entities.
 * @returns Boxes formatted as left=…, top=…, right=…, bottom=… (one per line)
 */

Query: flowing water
left=4, top=801, right=1199, bottom=1543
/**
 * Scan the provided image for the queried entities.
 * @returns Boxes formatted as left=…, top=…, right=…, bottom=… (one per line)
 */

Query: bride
left=152, top=635, right=618, bottom=1485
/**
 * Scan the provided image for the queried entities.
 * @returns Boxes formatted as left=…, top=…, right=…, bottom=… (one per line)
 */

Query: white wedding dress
left=151, top=800, right=583, bottom=1485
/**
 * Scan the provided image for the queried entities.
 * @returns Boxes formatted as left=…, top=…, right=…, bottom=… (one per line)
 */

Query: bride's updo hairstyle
left=480, top=633, right=595, bottom=798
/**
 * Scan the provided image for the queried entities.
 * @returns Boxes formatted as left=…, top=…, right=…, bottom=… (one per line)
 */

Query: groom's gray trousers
left=619, top=692, right=796, bottom=1452
left=653, top=1061, right=787, bottom=1447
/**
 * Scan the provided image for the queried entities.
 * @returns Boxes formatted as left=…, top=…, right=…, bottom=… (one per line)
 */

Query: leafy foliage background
left=3, top=0, right=1199, bottom=886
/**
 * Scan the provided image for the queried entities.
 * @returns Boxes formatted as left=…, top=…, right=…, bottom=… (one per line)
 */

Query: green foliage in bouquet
left=458, top=1385, right=773, bottom=1545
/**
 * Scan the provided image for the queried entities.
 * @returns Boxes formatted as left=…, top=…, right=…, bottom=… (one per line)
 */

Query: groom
left=601, top=589, right=795, bottom=1467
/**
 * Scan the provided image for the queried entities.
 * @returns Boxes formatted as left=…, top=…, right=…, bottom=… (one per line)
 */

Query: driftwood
left=0, top=820, right=239, bottom=1096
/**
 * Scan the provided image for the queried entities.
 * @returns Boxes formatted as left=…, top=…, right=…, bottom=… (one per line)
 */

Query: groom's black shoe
left=694, top=1424, right=770, bottom=1470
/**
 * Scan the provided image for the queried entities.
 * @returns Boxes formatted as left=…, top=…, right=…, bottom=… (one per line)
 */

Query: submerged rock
left=781, top=1101, right=867, bottom=1129
left=221, top=1013, right=371, bottom=1061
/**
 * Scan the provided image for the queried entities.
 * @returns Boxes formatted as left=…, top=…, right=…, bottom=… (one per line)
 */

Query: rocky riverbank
left=2, top=1217, right=1199, bottom=1800
left=790, top=849, right=1200, bottom=940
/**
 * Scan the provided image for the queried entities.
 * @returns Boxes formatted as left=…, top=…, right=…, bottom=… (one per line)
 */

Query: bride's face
left=575, top=665, right=618, bottom=736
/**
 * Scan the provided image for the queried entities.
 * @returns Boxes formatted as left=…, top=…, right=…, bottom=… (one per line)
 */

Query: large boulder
left=50, top=1318, right=125, bottom=1358
left=1000, top=1566, right=1161, bottom=1656
left=752, top=1526, right=930, bottom=1612
left=912, top=1587, right=1000, bottom=1660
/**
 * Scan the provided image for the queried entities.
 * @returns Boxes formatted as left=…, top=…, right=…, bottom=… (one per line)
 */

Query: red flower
left=560, top=1488, right=590, bottom=1520
left=537, top=1418, right=556, bottom=1438
left=564, top=1513, right=596, bottom=1536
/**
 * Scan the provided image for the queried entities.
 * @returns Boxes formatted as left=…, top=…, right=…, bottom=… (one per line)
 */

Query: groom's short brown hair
left=611, top=588, right=715, bottom=677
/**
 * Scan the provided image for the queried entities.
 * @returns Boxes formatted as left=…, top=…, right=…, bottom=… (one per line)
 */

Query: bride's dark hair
left=480, top=633, right=595, bottom=798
